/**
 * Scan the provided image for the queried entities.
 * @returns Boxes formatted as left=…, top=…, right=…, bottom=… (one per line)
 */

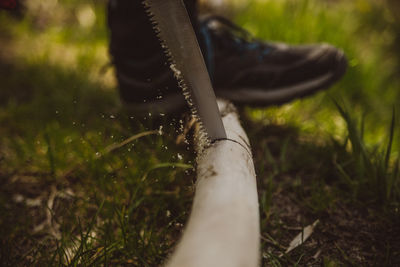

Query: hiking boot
left=107, top=1, right=347, bottom=115
left=199, top=15, right=347, bottom=106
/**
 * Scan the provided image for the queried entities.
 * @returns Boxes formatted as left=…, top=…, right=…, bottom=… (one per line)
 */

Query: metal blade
left=143, top=0, right=227, bottom=143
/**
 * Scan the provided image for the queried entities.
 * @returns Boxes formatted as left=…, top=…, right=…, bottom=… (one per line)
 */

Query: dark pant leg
left=107, top=0, right=198, bottom=104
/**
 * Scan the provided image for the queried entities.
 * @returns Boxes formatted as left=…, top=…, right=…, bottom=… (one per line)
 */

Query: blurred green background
left=1, top=0, right=399, bottom=265
left=2, top=0, right=399, bottom=148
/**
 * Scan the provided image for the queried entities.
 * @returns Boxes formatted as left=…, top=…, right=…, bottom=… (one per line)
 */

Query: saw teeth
left=142, top=0, right=211, bottom=148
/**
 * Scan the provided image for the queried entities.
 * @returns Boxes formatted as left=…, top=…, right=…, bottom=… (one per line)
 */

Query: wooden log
left=166, top=100, right=260, bottom=267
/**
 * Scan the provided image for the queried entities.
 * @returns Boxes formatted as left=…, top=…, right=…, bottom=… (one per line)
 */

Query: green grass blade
left=384, top=108, right=396, bottom=174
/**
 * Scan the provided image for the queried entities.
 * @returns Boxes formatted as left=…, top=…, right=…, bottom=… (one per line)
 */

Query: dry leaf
left=285, top=219, right=319, bottom=254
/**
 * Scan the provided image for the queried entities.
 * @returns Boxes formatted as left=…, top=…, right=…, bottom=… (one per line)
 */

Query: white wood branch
left=166, top=100, right=260, bottom=267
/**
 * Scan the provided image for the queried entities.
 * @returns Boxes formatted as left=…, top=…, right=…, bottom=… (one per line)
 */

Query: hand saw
left=143, top=0, right=227, bottom=143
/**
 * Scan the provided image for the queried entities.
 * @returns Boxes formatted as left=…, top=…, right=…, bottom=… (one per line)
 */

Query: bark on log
left=166, top=100, right=260, bottom=267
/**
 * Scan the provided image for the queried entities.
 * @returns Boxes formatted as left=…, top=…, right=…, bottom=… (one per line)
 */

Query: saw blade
left=143, top=0, right=227, bottom=144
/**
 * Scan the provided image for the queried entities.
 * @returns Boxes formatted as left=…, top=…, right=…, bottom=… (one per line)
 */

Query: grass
left=1, top=0, right=400, bottom=266
left=333, top=101, right=399, bottom=208
left=0, top=59, right=195, bottom=265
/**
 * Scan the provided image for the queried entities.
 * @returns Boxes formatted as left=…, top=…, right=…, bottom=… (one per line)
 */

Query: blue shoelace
left=199, top=15, right=274, bottom=81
